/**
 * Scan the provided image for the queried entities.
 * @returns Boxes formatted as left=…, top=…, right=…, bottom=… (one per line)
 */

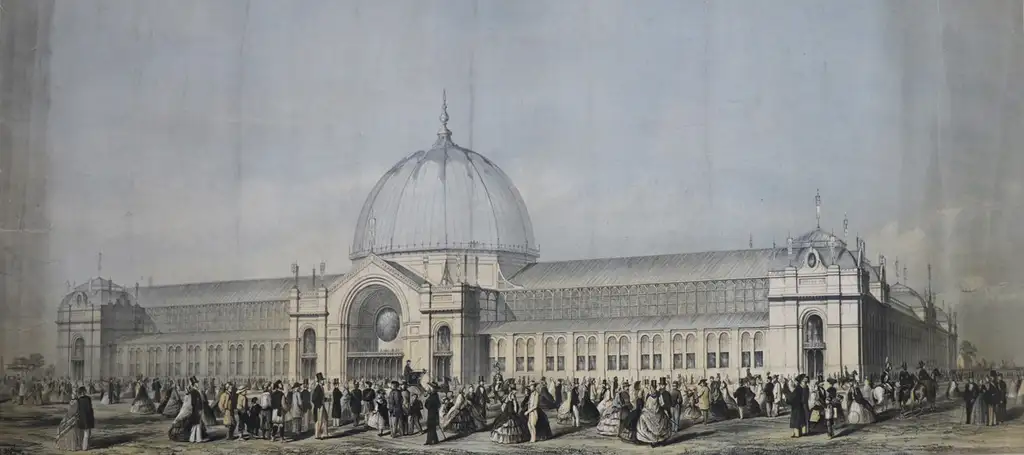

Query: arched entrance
left=301, top=328, right=317, bottom=379
left=804, top=314, right=825, bottom=377
left=433, top=325, right=452, bottom=380
left=346, top=284, right=404, bottom=380
left=71, top=338, right=85, bottom=381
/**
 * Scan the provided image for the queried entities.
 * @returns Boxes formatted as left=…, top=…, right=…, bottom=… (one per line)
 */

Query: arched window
left=302, top=328, right=317, bottom=356
left=435, top=326, right=452, bottom=353
left=272, top=344, right=280, bottom=376
left=607, top=336, right=619, bottom=371
left=515, top=338, right=526, bottom=372
left=718, top=333, right=731, bottom=368
left=235, top=344, right=244, bottom=375
left=258, top=344, right=266, bottom=376
left=215, top=345, right=223, bottom=376
left=207, top=347, right=215, bottom=376
left=618, top=335, right=630, bottom=370
left=685, top=334, right=697, bottom=369
left=193, top=346, right=201, bottom=375
left=672, top=334, right=684, bottom=369
left=556, top=337, right=566, bottom=371
left=175, top=346, right=183, bottom=376
left=805, top=314, right=824, bottom=344
left=72, top=338, right=85, bottom=360
left=575, top=336, right=586, bottom=371
left=640, top=335, right=652, bottom=370
left=134, top=349, right=142, bottom=377
left=526, top=338, right=537, bottom=372
left=282, top=343, right=290, bottom=376
left=544, top=337, right=555, bottom=371
left=496, top=339, right=507, bottom=372
left=251, top=345, right=258, bottom=376
left=753, top=332, right=765, bottom=368
left=186, top=346, right=194, bottom=376
left=127, top=349, right=134, bottom=376
left=706, top=333, right=718, bottom=369
left=741, top=332, right=753, bottom=368
left=587, top=336, right=598, bottom=371
left=228, top=346, right=236, bottom=376
left=652, top=335, right=664, bottom=371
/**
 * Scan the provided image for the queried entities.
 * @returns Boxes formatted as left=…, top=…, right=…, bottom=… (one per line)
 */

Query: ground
left=1, top=399, right=1022, bottom=455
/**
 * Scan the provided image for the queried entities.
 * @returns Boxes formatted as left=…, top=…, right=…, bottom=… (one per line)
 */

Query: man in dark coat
left=187, top=377, right=206, bottom=443
left=361, top=381, right=375, bottom=428
left=76, top=386, right=96, bottom=450
left=569, top=378, right=581, bottom=427
left=668, top=381, right=683, bottom=431
left=475, top=377, right=489, bottom=420
left=349, top=383, right=363, bottom=428
left=330, top=379, right=343, bottom=426
left=312, top=373, right=327, bottom=439
left=424, top=383, right=442, bottom=446
left=408, top=393, right=424, bottom=434
left=388, top=381, right=405, bottom=437
left=300, top=380, right=313, bottom=435
left=554, top=379, right=564, bottom=407
left=788, top=375, right=806, bottom=437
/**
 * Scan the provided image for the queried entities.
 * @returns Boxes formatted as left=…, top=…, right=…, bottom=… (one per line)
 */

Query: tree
left=960, top=340, right=978, bottom=368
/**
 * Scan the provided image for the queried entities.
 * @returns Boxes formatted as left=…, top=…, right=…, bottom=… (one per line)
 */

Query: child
left=247, top=397, right=263, bottom=440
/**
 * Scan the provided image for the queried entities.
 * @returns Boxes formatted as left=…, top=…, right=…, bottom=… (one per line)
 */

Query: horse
left=871, top=383, right=894, bottom=413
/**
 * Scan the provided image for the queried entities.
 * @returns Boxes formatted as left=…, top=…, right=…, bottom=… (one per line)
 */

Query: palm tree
left=959, top=340, right=978, bottom=368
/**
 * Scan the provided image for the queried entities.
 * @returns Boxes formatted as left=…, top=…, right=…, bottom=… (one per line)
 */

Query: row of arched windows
left=492, top=331, right=766, bottom=373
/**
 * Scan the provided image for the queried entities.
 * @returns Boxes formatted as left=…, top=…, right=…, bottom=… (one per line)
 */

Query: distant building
left=56, top=103, right=957, bottom=382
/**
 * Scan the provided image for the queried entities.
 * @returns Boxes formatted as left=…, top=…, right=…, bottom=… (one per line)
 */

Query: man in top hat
left=823, top=378, right=840, bottom=438
left=422, top=378, right=442, bottom=446
left=696, top=378, right=711, bottom=425
left=475, top=377, right=489, bottom=421
left=312, top=373, right=328, bottom=439
left=387, top=380, right=405, bottom=438
left=269, top=381, right=285, bottom=441
left=187, top=377, right=208, bottom=443
left=300, top=380, right=312, bottom=435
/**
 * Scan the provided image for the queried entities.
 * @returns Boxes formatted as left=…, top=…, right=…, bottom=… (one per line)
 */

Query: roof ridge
left=535, top=247, right=780, bottom=265
left=139, top=273, right=347, bottom=289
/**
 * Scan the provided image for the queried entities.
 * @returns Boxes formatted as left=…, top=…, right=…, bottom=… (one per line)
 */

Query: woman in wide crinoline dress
left=595, top=387, right=622, bottom=436
left=168, top=392, right=205, bottom=442
left=160, top=388, right=183, bottom=418
left=636, top=391, right=672, bottom=447
left=618, top=391, right=645, bottom=444
left=366, top=392, right=388, bottom=431
left=200, top=389, right=218, bottom=427
left=577, top=384, right=601, bottom=425
left=843, top=384, right=876, bottom=425
left=489, top=389, right=529, bottom=444
left=55, top=397, right=83, bottom=451
left=130, top=382, right=157, bottom=415
left=441, top=390, right=477, bottom=435
left=555, top=387, right=574, bottom=425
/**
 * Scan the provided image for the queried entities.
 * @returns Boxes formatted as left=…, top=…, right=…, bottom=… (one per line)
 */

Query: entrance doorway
left=301, top=328, right=317, bottom=379
left=433, top=355, right=452, bottom=380
left=805, top=349, right=824, bottom=377
left=71, top=338, right=85, bottom=380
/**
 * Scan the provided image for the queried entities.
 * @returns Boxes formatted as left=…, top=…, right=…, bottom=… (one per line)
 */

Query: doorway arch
left=345, top=284, right=404, bottom=380
left=803, top=313, right=825, bottom=377
left=301, top=328, right=317, bottom=379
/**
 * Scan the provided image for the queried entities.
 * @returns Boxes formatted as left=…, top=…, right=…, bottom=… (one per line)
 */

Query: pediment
left=328, top=254, right=427, bottom=295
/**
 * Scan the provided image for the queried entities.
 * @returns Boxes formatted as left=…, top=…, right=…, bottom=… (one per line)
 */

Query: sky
left=10, top=0, right=1024, bottom=362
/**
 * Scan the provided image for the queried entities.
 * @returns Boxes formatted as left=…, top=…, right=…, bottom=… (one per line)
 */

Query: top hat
left=303, top=379, right=309, bottom=386
left=273, top=380, right=283, bottom=389
left=332, top=378, right=339, bottom=385
left=316, top=373, right=324, bottom=382
left=188, top=376, right=199, bottom=386
left=659, top=377, right=667, bottom=386
left=827, top=378, right=837, bottom=384
left=292, top=382, right=302, bottom=389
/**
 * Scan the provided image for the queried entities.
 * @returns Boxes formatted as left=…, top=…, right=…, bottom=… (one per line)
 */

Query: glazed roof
left=120, top=329, right=288, bottom=345
left=479, top=312, right=769, bottom=334
left=350, top=96, right=537, bottom=260
left=508, top=248, right=793, bottom=290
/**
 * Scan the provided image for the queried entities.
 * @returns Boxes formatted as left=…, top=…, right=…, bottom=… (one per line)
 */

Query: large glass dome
left=350, top=96, right=538, bottom=260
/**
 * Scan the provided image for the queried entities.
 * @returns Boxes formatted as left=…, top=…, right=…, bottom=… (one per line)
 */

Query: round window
left=375, top=308, right=400, bottom=342
left=807, top=253, right=818, bottom=268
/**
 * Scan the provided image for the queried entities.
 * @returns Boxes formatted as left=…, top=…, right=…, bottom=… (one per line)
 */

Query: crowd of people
left=3, top=359, right=1024, bottom=451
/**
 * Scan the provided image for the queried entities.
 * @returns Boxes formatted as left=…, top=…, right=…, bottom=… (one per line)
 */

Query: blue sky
left=31, top=0, right=1024, bottom=359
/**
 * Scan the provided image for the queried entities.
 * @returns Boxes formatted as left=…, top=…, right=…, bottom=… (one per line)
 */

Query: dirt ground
left=1, top=399, right=1023, bottom=455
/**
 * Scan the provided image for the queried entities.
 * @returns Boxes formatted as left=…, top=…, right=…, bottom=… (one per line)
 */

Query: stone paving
left=1, top=399, right=1023, bottom=454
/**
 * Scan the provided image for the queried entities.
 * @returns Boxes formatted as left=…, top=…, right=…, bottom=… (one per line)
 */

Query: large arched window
left=496, top=339, right=507, bottom=372
left=258, top=344, right=266, bottom=376
left=116, top=348, right=123, bottom=377
left=175, top=346, right=183, bottom=376
left=228, top=346, right=236, bottom=376
left=741, top=332, right=753, bottom=368
left=685, top=334, right=697, bottom=369
left=652, top=335, right=664, bottom=370
left=719, top=333, right=731, bottom=368
left=618, top=335, right=630, bottom=370
left=544, top=338, right=556, bottom=371
left=640, top=335, right=652, bottom=370
left=251, top=345, right=259, bottom=376
left=587, top=336, right=598, bottom=371
left=526, top=338, right=537, bottom=372
left=435, top=326, right=452, bottom=353
left=282, top=343, right=290, bottom=376
left=302, top=328, right=317, bottom=356
left=805, top=314, right=824, bottom=344
left=515, top=338, right=526, bottom=372
left=607, top=336, right=619, bottom=371
left=576, top=336, right=587, bottom=371
left=215, top=345, right=223, bottom=376
left=127, top=349, right=134, bottom=376
left=235, top=344, right=244, bottom=375
left=72, top=337, right=85, bottom=360
left=556, top=337, right=566, bottom=371
left=753, top=332, right=765, bottom=368
left=134, top=349, right=142, bottom=377
left=706, top=333, right=718, bottom=369
left=186, top=346, right=194, bottom=376
left=273, top=344, right=282, bottom=376
left=672, top=334, right=684, bottom=369
left=208, top=347, right=215, bottom=376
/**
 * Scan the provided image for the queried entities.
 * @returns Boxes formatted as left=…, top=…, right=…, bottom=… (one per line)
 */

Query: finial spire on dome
left=815, top=189, right=822, bottom=228
left=438, top=89, right=452, bottom=140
